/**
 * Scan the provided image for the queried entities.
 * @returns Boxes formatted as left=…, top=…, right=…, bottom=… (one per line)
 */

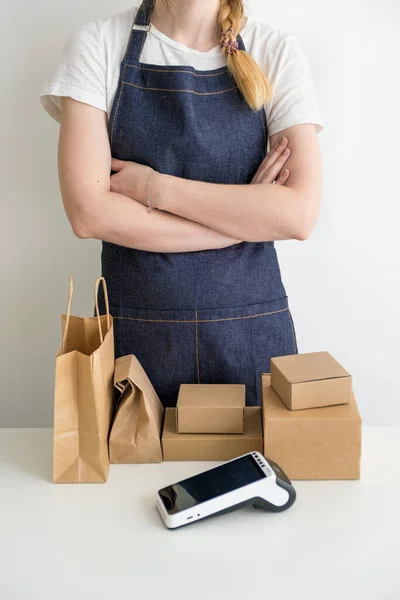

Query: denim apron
left=98, top=0, right=298, bottom=407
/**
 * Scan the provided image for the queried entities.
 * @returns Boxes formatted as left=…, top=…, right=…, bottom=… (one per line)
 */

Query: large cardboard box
left=176, top=383, right=245, bottom=433
left=271, top=351, right=352, bottom=410
left=261, top=374, right=362, bottom=480
left=162, top=407, right=262, bottom=461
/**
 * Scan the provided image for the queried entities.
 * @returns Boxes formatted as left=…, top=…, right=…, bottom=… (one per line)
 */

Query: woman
left=40, top=0, right=323, bottom=407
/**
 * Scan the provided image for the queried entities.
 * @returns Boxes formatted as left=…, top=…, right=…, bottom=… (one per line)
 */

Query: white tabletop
left=0, top=427, right=399, bottom=600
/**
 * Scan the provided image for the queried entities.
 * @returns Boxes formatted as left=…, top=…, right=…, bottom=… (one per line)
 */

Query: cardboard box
left=261, top=374, right=361, bottom=480
left=176, top=383, right=245, bottom=434
left=162, top=407, right=263, bottom=461
left=271, top=351, right=352, bottom=410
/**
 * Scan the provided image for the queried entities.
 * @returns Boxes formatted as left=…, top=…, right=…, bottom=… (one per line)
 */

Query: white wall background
left=0, top=0, right=399, bottom=427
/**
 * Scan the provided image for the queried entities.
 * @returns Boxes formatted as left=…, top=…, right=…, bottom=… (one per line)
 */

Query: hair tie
left=220, top=27, right=239, bottom=54
left=220, top=38, right=239, bottom=54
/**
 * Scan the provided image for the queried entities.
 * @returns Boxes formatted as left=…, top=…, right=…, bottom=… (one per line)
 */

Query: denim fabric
left=98, top=0, right=299, bottom=407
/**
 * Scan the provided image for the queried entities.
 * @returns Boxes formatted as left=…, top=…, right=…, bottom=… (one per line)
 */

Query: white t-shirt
left=40, top=4, right=324, bottom=138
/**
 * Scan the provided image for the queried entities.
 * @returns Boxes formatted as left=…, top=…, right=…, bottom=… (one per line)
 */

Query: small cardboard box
left=176, top=383, right=245, bottom=434
left=261, top=374, right=362, bottom=480
left=162, top=407, right=263, bottom=461
left=271, top=351, right=352, bottom=410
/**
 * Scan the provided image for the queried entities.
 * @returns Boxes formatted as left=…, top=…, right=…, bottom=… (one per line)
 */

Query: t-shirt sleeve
left=39, top=19, right=107, bottom=123
left=265, top=34, right=324, bottom=137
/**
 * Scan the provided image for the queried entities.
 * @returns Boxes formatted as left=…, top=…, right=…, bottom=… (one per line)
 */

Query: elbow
left=293, top=221, right=314, bottom=241
left=64, top=193, right=104, bottom=240
left=62, top=191, right=94, bottom=239
left=292, top=200, right=320, bottom=241
left=69, top=209, right=95, bottom=240
left=71, top=222, right=91, bottom=239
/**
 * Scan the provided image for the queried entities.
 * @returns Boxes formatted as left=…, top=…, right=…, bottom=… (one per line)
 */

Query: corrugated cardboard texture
left=163, top=407, right=262, bottom=461
left=271, top=351, right=352, bottom=410
left=176, top=383, right=245, bottom=433
left=262, top=374, right=362, bottom=480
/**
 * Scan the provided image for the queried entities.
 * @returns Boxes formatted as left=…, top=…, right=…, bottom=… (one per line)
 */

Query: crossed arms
left=57, top=96, right=322, bottom=252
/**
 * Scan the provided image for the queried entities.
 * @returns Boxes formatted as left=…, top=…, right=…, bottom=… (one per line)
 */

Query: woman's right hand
left=251, top=136, right=291, bottom=185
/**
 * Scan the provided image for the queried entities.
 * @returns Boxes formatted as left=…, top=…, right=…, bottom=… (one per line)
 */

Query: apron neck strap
left=135, top=0, right=154, bottom=26
left=123, top=0, right=154, bottom=63
left=125, top=0, right=246, bottom=63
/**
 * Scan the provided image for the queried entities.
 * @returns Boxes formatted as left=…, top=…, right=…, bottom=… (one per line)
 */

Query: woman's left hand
left=110, top=158, right=155, bottom=204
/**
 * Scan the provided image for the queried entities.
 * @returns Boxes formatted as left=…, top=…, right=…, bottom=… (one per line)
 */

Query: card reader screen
left=159, top=455, right=266, bottom=514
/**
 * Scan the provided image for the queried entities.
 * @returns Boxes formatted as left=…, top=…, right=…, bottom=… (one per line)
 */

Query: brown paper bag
left=109, top=354, right=164, bottom=463
left=53, top=277, right=114, bottom=483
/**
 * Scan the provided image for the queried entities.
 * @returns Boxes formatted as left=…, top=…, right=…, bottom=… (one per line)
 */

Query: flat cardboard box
left=176, top=383, right=245, bottom=434
left=271, top=351, right=352, bottom=410
left=163, top=407, right=263, bottom=461
left=261, top=374, right=361, bottom=480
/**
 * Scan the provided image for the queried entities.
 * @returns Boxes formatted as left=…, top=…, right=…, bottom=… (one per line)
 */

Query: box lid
left=271, top=352, right=350, bottom=384
left=177, top=383, right=245, bottom=409
left=261, top=374, right=360, bottom=421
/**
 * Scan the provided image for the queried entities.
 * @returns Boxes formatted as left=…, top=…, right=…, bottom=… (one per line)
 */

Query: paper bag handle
left=61, top=276, right=74, bottom=354
left=61, top=276, right=111, bottom=352
left=94, top=276, right=111, bottom=344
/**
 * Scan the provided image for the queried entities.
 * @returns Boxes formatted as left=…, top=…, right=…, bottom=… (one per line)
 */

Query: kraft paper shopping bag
left=53, top=277, right=114, bottom=483
left=109, top=354, right=164, bottom=463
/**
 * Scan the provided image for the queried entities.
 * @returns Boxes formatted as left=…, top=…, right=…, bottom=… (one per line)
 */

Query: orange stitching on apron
left=195, top=309, right=200, bottom=383
left=123, top=28, right=135, bottom=61
left=121, top=81, right=238, bottom=95
left=288, top=309, right=298, bottom=353
left=110, top=69, right=127, bottom=151
left=113, top=306, right=288, bottom=323
left=125, top=63, right=228, bottom=77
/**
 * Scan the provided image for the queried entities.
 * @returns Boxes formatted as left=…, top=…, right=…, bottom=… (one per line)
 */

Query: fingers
left=110, top=172, right=120, bottom=193
left=252, top=136, right=290, bottom=184
left=258, top=147, right=291, bottom=184
left=111, top=158, right=129, bottom=171
left=252, top=137, right=288, bottom=183
left=274, top=168, right=290, bottom=186
left=265, top=136, right=289, bottom=170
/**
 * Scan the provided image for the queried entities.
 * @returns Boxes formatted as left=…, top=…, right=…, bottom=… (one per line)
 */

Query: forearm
left=154, top=174, right=308, bottom=242
left=77, top=190, right=242, bottom=252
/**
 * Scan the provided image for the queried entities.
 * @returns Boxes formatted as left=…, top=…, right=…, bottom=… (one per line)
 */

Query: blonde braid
left=218, top=0, right=272, bottom=111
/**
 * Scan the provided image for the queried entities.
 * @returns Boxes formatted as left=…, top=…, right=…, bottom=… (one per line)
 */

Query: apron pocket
left=107, top=297, right=298, bottom=408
